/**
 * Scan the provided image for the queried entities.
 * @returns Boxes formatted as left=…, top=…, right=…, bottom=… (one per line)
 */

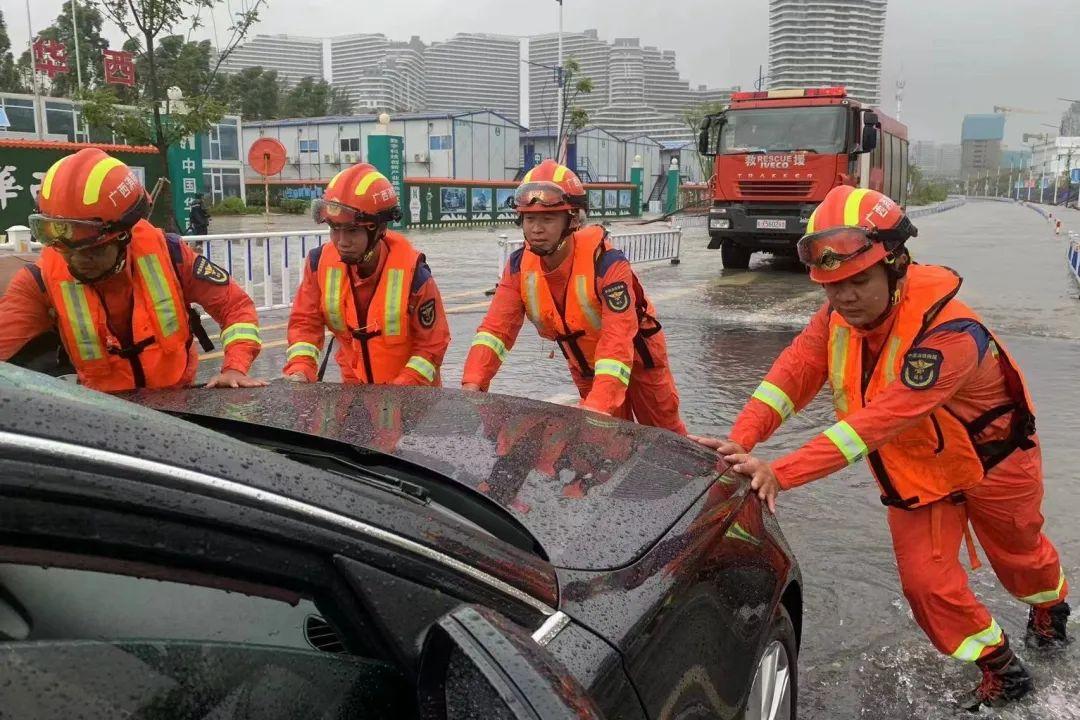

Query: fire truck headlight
left=710, top=218, right=731, bottom=230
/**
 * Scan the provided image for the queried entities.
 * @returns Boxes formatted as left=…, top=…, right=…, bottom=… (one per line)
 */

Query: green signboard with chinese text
left=166, top=130, right=204, bottom=233
left=367, top=135, right=405, bottom=229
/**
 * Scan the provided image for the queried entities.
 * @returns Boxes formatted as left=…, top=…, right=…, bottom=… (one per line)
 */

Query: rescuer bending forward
left=283, top=163, right=449, bottom=385
left=692, top=185, right=1069, bottom=710
left=0, top=148, right=265, bottom=391
left=462, top=160, right=686, bottom=434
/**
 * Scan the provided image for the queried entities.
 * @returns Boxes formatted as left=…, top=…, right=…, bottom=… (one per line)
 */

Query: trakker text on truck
left=697, top=86, right=909, bottom=269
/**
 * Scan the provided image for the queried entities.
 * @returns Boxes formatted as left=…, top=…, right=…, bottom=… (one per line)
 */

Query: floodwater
left=211, top=201, right=1080, bottom=718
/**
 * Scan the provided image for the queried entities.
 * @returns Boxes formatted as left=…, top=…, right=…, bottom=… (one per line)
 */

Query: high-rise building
left=961, top=114, right=1006, bottom=180
left=911, top=140, right=962, bottom=178
left=691, top=84, right=738, bottom=108
left=330, top=34, right=426, bottom=112
left=528, top=30, right=612, bottom=130
left=768, top=0, right=887, bottom=106
left=424, top=34, right=520, bottom=121
left=219, top=34, right=326, bottom=86
left=527, top=29, right=732, bottom=139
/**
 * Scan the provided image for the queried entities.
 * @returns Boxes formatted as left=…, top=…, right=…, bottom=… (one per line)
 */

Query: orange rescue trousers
left=888, top=440, right=1067, bottom=662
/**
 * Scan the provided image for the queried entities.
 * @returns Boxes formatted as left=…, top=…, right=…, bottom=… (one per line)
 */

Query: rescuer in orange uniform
left=692, top=185, right=1069, bottom=710
left=0, top=148, right=265, bottom=391
left=283, top=163, right=449, bottom=385
left=461, top=160, right=686, bottom=434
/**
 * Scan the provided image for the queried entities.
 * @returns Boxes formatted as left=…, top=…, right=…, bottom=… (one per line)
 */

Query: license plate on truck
left=756, top=219, right=787, bottom=230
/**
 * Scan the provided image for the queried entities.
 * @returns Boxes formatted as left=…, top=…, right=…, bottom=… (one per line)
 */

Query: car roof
left=0, top=365, right=558, bottom=606
left=131, top=382, right=722, bottom=571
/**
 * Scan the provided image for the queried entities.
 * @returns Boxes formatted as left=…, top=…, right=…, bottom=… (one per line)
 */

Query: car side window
left=0, top=562, right=417, bottom=719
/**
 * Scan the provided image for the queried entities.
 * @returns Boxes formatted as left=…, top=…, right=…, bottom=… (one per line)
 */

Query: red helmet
left=312, top=162, right=401, bottom=226
left=798, top=186, right=917, bottom=283
left=30, top=148, right=149, bottom=250
left=514, top=159, right=587, bottom=213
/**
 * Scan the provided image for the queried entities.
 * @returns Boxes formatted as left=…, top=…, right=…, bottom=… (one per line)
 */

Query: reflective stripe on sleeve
left=405, top=355, right=437, bottom=382
left=1018, top=569, right=1066, bottom=605
left=287, top=341, right=320, bottom=362
left=752, top=380, right=795, bottom=421
left=220, top=322, right=262, bottom=348
left=823, top=420, right=869, bottom=464
left=595, top=358, right=631, bottom=386
left=471, top=331, right=508, bottom=362
left=951, top=619, right=1003, bottom=663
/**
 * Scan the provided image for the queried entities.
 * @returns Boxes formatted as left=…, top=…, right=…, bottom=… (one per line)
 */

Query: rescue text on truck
left=697, top=86, right=909, bottom=269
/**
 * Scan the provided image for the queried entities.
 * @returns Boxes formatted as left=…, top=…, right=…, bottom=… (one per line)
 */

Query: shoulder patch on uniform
left=418, top=299, right=437, bottom=328
left=901, top=347, right=943, bottom=390
left=192, top=254, right=229, bottom=285
left=602, top=281, right=631, bottom=313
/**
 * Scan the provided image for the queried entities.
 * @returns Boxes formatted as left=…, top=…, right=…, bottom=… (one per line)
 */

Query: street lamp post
left=555, top=0, right=564, bottom=164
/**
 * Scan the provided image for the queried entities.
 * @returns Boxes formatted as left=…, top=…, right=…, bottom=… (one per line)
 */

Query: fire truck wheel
left=721, top=239, right=752, bottom=270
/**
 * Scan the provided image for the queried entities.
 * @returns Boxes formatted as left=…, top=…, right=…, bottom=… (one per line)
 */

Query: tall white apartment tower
left=424, top=34, right=521, bottom=121
left=767, top=0, right=887, bottom=106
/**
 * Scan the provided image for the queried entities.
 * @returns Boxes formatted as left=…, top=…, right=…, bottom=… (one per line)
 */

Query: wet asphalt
left=203, top=201, right=1080, bottom=718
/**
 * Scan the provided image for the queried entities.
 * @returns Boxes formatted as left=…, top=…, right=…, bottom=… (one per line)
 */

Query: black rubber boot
left=963, top=641, right=1034, bottom=712
left=1025, top=601, right=1070, bottom=649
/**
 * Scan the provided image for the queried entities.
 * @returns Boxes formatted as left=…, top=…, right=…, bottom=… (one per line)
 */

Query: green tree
left=22, top=2, right=110, bottom=96
left=81, top=0, right=264, bottom=230
left=0, top=10, right=25, bottom=92
left=281, top=76, right=353, bottom=118
left=684, top=100, right=728, bottom=181
left=554, top=57, right=593, bottom=163
left=215, top=66, right=280, bottom=120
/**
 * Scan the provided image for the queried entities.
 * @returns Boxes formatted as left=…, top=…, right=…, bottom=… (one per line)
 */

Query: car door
left=0, top=438, right=612, bottom=719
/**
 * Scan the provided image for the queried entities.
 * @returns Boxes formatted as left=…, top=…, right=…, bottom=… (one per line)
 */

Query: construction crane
left=993, top=105, right=1046, bottom=115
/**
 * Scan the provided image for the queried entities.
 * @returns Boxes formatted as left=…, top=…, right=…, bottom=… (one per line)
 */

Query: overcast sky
left=5, top=0, right=1079, bottom=146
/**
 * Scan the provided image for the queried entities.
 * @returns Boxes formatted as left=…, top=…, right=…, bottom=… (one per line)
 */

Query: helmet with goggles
left=312, top=163, right=402, bottom=229
left=30, top=148, right=149, bottom=252
left=513, top=160, right=587, bottom=214
left=797, top=186, right=917, bottom=283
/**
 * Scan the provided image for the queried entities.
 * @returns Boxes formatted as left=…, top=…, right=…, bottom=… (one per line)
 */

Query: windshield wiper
left=772, top=148, right=819, bottom=154
left=722, top=147, right=767, bottom=155
left=272, top=444, right=431, bottom=504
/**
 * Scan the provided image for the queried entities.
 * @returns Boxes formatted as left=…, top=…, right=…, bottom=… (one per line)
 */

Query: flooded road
left=210, top=201, right=1080, bottom=717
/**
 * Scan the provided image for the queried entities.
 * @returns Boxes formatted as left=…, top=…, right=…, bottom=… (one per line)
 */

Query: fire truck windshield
left=719, top=106, right=849, bottom=155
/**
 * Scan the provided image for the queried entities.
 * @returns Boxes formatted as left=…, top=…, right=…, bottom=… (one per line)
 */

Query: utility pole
left=24, top=0, right=44, bottom=139
left=70, top=0, right=83, bottom=91
left=555, top=0, right=564, bottom=164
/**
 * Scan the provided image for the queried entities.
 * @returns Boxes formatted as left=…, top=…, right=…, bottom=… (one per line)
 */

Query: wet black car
left=0, top=365, right=801, bottom=720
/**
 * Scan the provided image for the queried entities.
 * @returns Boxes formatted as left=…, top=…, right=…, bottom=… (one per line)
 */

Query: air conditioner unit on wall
left=413, top=152, right=429, bottom=163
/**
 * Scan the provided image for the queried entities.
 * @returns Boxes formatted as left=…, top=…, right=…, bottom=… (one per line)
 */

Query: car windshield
left=719, top=106, right=849, bottom=155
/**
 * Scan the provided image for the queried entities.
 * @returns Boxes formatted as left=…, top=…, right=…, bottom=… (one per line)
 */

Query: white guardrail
left=495, top=226, right=682, bottom=285
left=0, top=224, right=681, bottom=313
left=184, top=230, right=330, bottom=312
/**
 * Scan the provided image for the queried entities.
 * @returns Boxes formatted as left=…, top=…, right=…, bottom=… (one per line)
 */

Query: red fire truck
left=697, top=86, right=909, bottom=268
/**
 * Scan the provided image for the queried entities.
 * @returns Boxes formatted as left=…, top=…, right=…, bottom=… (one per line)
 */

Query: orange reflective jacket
left=314, top=232, right=432, bottom=384
left=827, top=264, right=1036, bottom=508
left=40, top=223, right=191, bottom=392
left=519, top=225, right=654, bottom=380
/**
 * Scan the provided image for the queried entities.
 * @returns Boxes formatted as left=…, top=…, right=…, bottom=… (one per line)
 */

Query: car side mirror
left=418, top=605, right=603, bottom=719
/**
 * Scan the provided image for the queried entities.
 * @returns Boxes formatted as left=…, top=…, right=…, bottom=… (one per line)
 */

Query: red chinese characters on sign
left=103, top=50, right=136, bottom=87
left=32, top=39, right=68, bottom=79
